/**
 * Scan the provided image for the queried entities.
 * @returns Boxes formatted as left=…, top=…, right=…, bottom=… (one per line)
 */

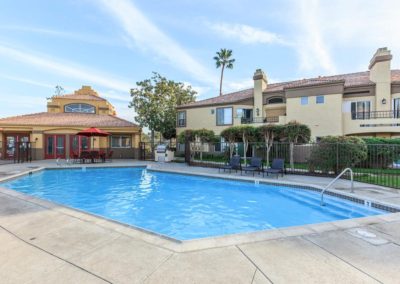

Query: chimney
left=369, top=48, right=392, bottom=111
left=253, top=69, right=268, bottom=118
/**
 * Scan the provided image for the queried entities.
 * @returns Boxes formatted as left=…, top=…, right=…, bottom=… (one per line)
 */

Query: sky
left=0, top=0, right=400, bottom=122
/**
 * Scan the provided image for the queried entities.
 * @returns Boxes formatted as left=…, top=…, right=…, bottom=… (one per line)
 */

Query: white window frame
left=177, top=111, right=186, bottom=127
left=64, top=103, right=96, bottom=114
left=216, top=107, right=233, bottom=125
left=316, top=95, right=325, bottom=104
left=301, top=96, right=308, bottom=105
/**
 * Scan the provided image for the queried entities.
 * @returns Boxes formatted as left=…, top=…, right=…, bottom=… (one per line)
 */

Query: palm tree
left=213, top=49, right=235, bottom=96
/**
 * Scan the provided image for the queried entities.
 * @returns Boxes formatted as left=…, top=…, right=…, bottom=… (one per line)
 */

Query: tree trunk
left=150, top=130, right=155, bottom=152
left=289, top=142, right=294, bottom=170
left=229, top=142, right=234, bottom=158
left=243, top=133, right=247, bottom=165
left=219, top=64, right=225, bottom=96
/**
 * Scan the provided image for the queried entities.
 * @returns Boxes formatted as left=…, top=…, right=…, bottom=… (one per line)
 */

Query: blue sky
left=0, top=0, right=399, bottom=121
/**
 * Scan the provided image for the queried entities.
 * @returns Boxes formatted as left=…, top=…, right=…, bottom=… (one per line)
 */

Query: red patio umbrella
left=76, top=127, right=110, bottom=149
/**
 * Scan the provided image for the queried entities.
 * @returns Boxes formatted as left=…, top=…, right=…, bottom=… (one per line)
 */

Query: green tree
left=283, top=121, right=311, bottom=169
left=130, top=72, right=196, bottom=146
left=213, top=49, right=235, bottom=96
left=220, top=126, right=240, bottom=158
left=258, top=124, right=284, bottom=167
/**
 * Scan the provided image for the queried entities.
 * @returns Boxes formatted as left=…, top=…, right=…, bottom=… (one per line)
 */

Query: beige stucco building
left=0, top=86, right=141, bottom=160
left=177, top=47, right=400, bottom=141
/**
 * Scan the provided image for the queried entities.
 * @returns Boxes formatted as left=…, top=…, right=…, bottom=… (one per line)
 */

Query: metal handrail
left=320, top=168, right=354, bottom=206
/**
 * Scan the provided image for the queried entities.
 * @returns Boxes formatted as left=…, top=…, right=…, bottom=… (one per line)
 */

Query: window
left=64, top=103, right=96, bottom=113
left=236, top=108, right=253, bottom=121
left=267, top=97, right=284, bottom=104
left=216, top=107, right=233, bottom=125
left=111, top=136, right=131, bottom=148
left=316, top=95, right=325, bottom=104
left=301, top=97, right=308, bottom=105
left=351, top=101, right=371, bottom=119
left=177, top=111, right=186, bottom=127
left=394, top=98, right=400, bottom=118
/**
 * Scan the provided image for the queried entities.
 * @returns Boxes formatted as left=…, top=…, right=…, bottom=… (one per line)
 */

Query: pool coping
left=1, top=164, right=400, bottom=252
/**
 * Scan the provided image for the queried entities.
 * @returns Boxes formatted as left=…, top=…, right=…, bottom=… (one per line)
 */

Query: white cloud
left=208, top=23, right=287, bottom=45
left=0, top=73, right=56, bottom=90
left=294, top=0, right=336, bottom=74
left=0, top=25, right=121, bottom=46
left=0, top=44, right=132, bottom=93
left=98, top=0, right=215, bottom=84
left=224, top=79, right=253, bottom=92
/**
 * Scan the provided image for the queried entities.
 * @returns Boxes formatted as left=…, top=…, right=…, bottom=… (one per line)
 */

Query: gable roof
left=0, top=112, right=138, bottom=128
left=178, top=70, right=400, bottom=109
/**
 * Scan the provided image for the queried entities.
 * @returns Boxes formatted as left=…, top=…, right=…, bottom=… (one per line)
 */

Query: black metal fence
left=2, top=142, right=37, bottom=163
left=185, top=141, right=400, bottom=189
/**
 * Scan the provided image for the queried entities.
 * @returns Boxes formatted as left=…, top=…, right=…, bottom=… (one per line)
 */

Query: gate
left=139, top=142, right=155, bottom=160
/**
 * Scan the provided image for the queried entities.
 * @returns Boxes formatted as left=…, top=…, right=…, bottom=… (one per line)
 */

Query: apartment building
left=176, top=47, right=400, bottom=141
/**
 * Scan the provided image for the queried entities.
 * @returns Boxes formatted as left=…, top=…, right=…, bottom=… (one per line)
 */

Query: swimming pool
left=1, top=167, right=384, bottom=240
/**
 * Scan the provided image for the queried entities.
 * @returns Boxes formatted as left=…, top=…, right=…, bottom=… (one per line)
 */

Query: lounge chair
left=218, top=156, right=242, bottom=173
left=263, top=159, right=285, bottom=178
left=243, top=157, right=263, bottom=176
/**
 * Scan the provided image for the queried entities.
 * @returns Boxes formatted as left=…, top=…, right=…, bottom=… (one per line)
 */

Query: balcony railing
left=241, top=116, right=279, bottom=124
left=351, top=110, right=400, bottom=120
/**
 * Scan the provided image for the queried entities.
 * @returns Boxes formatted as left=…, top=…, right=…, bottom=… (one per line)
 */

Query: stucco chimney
left=369, top=47, right=392, bottom=111
left=253, top=69, right=267, bottom=118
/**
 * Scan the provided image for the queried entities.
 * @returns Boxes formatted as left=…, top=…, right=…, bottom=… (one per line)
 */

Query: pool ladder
left=320, top=168, right=354, bottom=206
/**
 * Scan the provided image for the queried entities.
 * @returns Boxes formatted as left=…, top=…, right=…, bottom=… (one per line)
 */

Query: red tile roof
left=0, top=112, right=138, bottom=128
left=178, top=70, right=400, bottom=108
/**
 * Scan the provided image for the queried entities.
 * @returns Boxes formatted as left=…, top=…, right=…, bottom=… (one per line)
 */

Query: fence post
left=336, top=142, right=339, bottom=174
left=184, top=135, right=191, bottom=164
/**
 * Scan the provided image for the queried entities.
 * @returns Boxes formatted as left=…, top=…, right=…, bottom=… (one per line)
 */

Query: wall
left=286, top=93, right=343, bottom=139
left=177, top=104, right=254, bottom=136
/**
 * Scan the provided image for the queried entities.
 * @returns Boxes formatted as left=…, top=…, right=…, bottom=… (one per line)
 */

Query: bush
left=308, top=136, right=367, bottom=174
left=362, top=138, right=400, bottom=168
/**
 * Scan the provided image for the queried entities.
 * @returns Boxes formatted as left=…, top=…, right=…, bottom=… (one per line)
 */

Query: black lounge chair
left=219, top=156, right=242, bottom=173
left=263, top=159, right=285, bottom=178
left=243, top=157, right=263, bottom=176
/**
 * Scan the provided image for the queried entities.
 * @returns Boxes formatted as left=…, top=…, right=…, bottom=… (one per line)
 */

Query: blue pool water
left=1, top=167, right=384, bottom=240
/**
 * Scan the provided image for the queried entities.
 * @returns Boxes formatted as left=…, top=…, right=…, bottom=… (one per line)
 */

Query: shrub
left=308, top=136, right=367, bottom=174
left=362, top=138, right=400, bottom=168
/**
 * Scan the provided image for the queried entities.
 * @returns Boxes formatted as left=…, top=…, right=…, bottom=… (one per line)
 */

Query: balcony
left=351, top=110, right=400, bottom=120
left=344, top=110, right=400, bottom=135
left=241, top=116, right=280, bottom=124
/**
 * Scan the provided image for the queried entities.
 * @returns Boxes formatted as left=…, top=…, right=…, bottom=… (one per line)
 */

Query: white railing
left=320, top=168, right=354, bottom=206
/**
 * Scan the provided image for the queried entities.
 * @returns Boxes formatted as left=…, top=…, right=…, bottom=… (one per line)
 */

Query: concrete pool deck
left=1, top=160, right=400, bottom=283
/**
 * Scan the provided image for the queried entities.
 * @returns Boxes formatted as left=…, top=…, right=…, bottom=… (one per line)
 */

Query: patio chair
left=263, top=158, right=285, bottom=178
left=243, top=157, right=263, bottom=176
left=218, top=155, right=242, bottom=173
left=70, top=151, right=79, bottom=164
left=90, top=151, right=100, bottom=163
left=80, top=151, right=91, bottom=164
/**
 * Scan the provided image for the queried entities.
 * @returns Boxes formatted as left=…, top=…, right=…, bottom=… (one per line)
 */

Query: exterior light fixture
left=256, top=108, right=260, bottom=116
left=382, top=99, right=387, bottom=105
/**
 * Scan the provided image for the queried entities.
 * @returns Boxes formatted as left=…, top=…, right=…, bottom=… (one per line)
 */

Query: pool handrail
left=320, top=168, right=354, bottom=206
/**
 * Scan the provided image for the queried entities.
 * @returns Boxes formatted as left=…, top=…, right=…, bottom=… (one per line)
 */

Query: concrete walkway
left=1, top=160, right=400, bottom=283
